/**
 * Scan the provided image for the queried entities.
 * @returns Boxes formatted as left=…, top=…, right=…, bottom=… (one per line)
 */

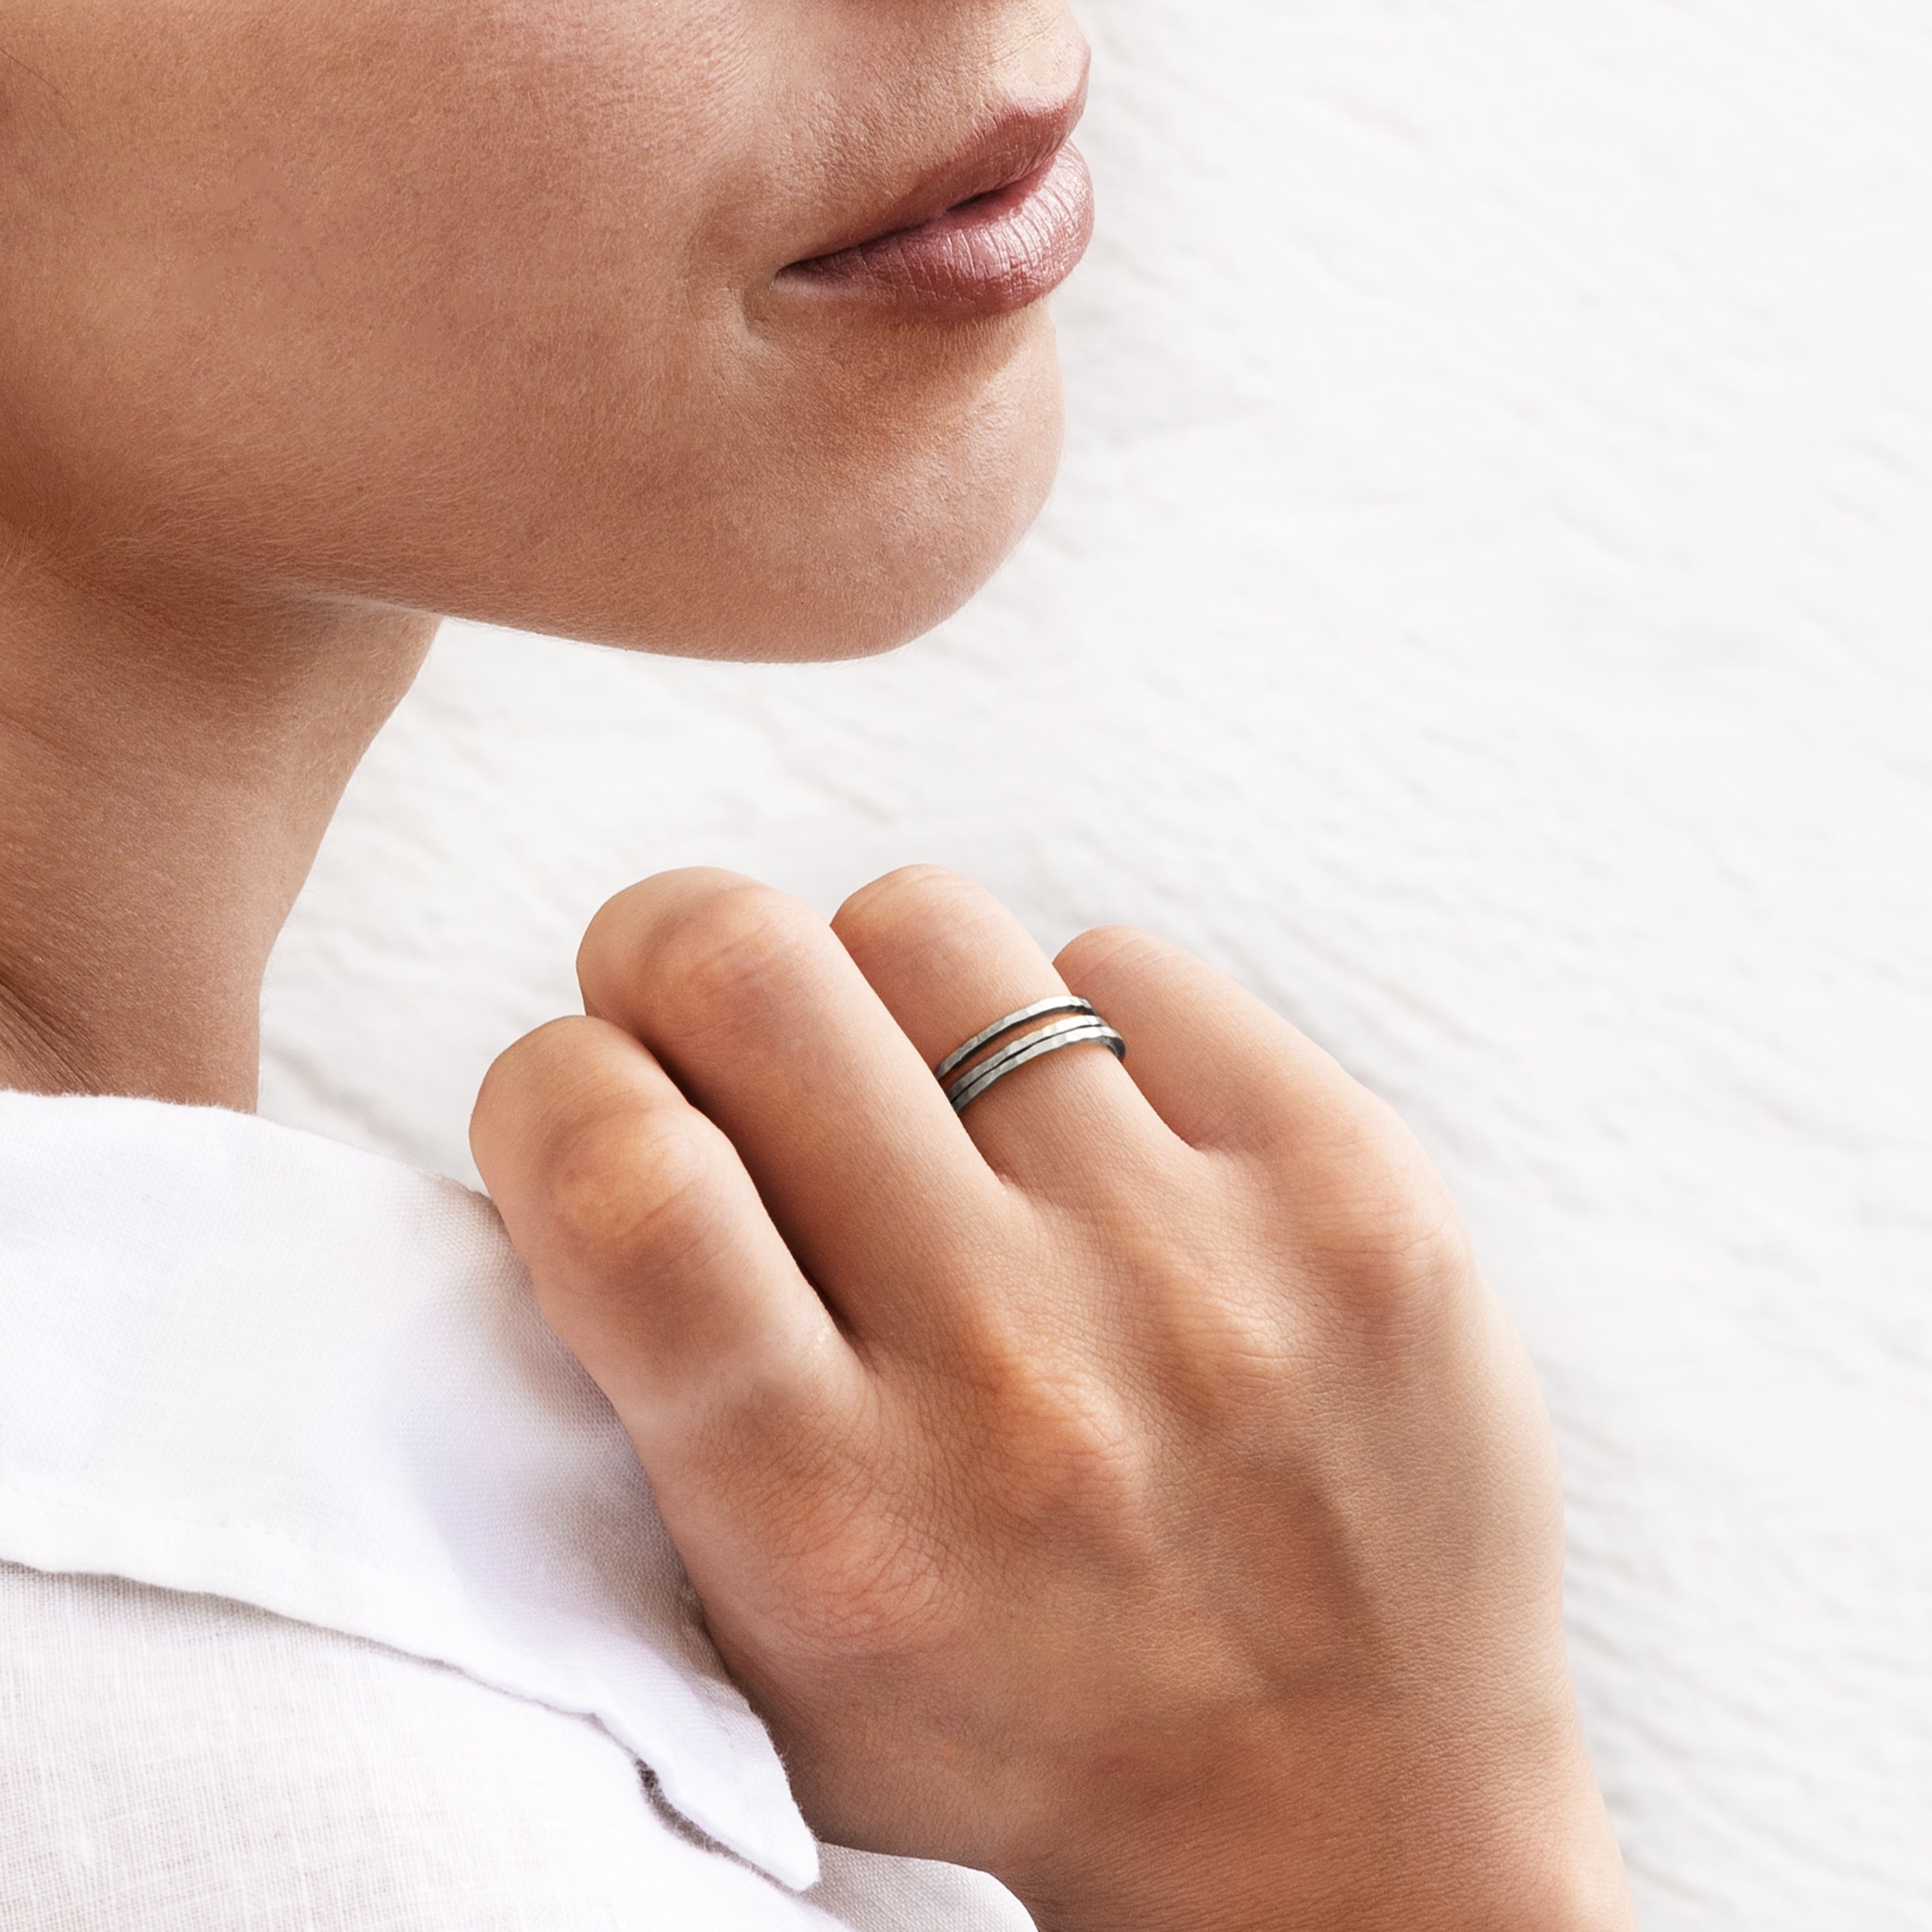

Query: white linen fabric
left=0, top=1090, right=1030, bottom=1930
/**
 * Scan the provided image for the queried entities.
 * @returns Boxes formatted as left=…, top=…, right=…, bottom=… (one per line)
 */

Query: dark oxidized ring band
left=934, top=998, right=1127, bottom=1114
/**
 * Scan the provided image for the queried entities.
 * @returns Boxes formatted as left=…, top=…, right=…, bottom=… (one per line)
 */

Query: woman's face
left=0, top=0, right=1089, bottom=659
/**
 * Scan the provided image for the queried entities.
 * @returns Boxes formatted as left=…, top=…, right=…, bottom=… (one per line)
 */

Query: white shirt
left=0, top=1091, right=1032, bottom=1929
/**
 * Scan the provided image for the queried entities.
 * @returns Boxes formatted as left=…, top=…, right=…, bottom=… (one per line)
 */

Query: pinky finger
left=1054, top=927, right=1383, bottom=1159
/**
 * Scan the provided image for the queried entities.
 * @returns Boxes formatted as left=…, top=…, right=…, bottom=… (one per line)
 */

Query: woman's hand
left=471, top=867, right=1633, bottom=1932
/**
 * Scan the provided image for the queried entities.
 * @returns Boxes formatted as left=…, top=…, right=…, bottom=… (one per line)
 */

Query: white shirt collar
left=0, top=1088, right=818, bottom=1891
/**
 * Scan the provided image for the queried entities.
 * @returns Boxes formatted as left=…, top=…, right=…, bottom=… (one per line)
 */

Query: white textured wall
left=260, top=5, right=1932, bottom=1923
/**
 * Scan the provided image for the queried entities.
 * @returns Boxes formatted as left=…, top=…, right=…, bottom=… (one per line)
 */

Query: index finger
left=575, top=870, right=1011, bottom=1344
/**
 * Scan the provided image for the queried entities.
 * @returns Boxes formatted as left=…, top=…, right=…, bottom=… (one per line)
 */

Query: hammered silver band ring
left=934, top=996, right=1127, bottom=1114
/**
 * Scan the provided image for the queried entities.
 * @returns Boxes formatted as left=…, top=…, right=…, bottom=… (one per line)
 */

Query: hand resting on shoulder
left=472, top=865, right=1635, bottom=1932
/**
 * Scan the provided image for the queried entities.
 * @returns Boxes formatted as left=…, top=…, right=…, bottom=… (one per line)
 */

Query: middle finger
left=576, top=870, right=1006, bottom=1338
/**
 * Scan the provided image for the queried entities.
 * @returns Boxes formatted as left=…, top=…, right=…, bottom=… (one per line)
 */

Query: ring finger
left=830, top=866, right=1181, bottom=1199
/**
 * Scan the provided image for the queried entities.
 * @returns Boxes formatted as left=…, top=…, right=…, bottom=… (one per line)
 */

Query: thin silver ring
left=940, top=1011, right=1128, bottom=1114
left=933, top=996, right=1101, bottom=1086
left=947, top=1017, right=1125, bottom=1113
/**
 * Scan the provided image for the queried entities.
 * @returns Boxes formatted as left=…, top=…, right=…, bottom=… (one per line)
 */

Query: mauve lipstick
left=778, top=93, right=1094, bottom=322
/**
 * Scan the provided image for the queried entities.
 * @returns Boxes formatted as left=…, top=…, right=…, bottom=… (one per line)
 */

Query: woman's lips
left=779, top=141, right=1094, bottom=322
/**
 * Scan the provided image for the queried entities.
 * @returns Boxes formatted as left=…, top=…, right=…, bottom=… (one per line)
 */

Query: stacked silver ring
left=934, top=995, right=1127, bottom=1114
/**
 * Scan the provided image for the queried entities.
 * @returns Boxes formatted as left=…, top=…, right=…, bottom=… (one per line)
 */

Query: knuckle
left=834, top=865, right=996, bottom=966
left=947, top=1317, right=1149, bottom=1531
left=1055, top=922, right=1164, bottom=992
left=1022, top=1388, right=1146, bottom=1516
left=1161, top=1275, right=1300, bottom=1392
left=1128, top=1230, right=1309, bottom=1424
left=647, top=883, right=824, bottom=1034
left=474, top=1017, right=583, bottom=1124
left=543, top=1102, right=726, bottom=1276
left=579, top=868, right=741, bottom=972
left=1295, top=1131, right=1473, bottom=1317
left=472, top=1017, right=617, bottom=1180
left=838, top=862, right=962, bottom=921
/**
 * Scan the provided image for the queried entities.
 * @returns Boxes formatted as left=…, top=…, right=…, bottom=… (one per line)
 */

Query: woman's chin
left=562, top=343, right=1066, bottom=664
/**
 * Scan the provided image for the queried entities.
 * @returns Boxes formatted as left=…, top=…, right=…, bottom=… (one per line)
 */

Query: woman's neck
left=0, top=532, right=435, bottom=1109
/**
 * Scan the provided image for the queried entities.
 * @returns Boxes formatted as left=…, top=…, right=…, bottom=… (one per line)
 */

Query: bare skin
left=0, top=540, right=433, bottom=1105
left=472, top=866, right=1636, bottom=1931
left=0, top=0, right=1636, bottom=1923
left=0, top=0, right=1081, bottom=1103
